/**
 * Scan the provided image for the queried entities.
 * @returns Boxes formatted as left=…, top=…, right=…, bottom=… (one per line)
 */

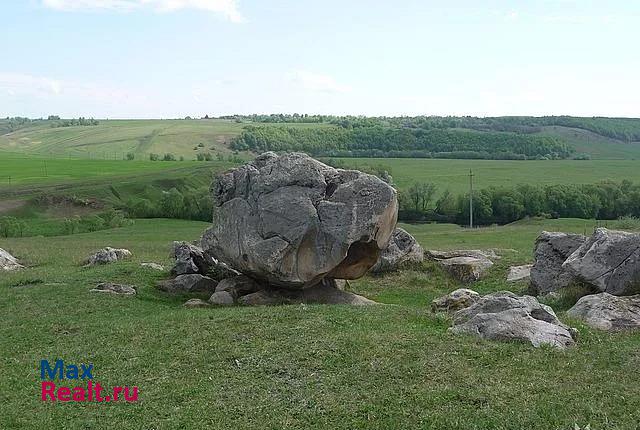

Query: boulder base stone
left=85, top=247, right=132, bottom=266
left=90, top=282, right=136, bottom=296
left=208, top=291, right=235, bottom=305
left=432, top=288, right=480, bottom=313
left=426, top=249, right=499, bottom=261
left=450, top=291, right=576, bottom=349
left=215, top=275, right=262, bottom=299
left=507, top=264, right=532, bottom=283
left=530, top=231, right=586, bottom=295
left=201, top=152, right=398, bottom=288
left=563, top=228, right=640, bottom=295
left=238, top=279, right=376, bottom=306
left=370, top=228, right=424, bottom=273
left=568, top=293, right=640, bottom=331
left=157, top=274, right=218, bottom=294
left=0, top=248, right=23, bottom=271
left=171, top=241, right=215, bottom=275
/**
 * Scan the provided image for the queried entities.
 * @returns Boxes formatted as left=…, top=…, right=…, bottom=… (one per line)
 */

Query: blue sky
left=1, top=0, right=639, bottom=118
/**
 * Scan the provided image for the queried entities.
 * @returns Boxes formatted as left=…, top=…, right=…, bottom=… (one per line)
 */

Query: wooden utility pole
left=469, top=169, right=474, bottom=228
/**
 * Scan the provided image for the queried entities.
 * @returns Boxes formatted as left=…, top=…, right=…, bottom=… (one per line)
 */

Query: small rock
left=183, top=298, right=211, bottom=308
left=507, top=264, right=532, bottom=282
left=0, top=248, right=23, bottom=271
left=370, top=228, right=424, bottom=273
left=432, top=288, right=480, bottom=313
left=567, top=293, right=640, bottom=331
left=157, top=274, right=218, bottom=294
left=450, top=291, right=576, bottom=349
left=85, top=247, right=132, bottom=266
left=90, top=282, right=136, bottom=296
left=141, top=262, right=165, bottom=271
left=208, top=291, right=235, bottom=305
left=439, top=256, right=493, bottom=283
left=215, top=275, right=262, bottom=299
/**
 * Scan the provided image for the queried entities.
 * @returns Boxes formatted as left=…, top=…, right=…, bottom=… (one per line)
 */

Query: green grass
left=336, top=158, right=640, bottom=194
left=2, top=218, right=640, bottom=429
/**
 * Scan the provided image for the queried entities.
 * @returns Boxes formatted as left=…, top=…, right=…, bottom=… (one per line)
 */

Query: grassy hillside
left=3, top=118, right=640, bottom=161
left=537, top=126, right=640, bottom=159
left=0, top=119, right=244, bottom=159
left=336, top=158, right=640, bottom=194
left=2, top=217, right=640, bottom=429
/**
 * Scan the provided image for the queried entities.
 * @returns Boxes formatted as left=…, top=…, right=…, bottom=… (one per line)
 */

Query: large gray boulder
left=450, top=291, right=576, bottom=349
left=370, top=227, right=424, bottom=273
left=563, top=228, right=640, bottom=295
left=567, top=292, right=640, bottom=331
left=201, top=152, right=398, bottom=288
left=0, top=248, right=23, bottom=271
left=530, top=231, right=587, bottom=295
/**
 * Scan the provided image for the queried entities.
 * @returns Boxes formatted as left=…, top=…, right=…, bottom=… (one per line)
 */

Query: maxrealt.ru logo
left=40, top=359, right=139, bottom=402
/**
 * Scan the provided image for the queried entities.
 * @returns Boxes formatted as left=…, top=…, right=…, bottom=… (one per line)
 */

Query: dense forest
left=230, top=125, right=573, bottom=159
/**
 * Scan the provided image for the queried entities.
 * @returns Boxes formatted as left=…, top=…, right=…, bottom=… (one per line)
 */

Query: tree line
left=230, top=125, right=574, bottom=159
left=399, top=180, right=640, bottom=225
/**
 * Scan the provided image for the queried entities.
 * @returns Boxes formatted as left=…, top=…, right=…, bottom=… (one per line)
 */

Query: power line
left=469, top=169, right=474, bottom=229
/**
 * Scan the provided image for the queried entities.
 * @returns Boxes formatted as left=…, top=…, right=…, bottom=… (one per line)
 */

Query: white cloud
left=42, top=0, right=245, bottom=22
left=0, top=72, right=63, bottom=96
left=288, top=70, right=351, bottom=94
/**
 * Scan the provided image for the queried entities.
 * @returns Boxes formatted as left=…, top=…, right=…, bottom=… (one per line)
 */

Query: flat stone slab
left=90, top=282, right=136, bottom=296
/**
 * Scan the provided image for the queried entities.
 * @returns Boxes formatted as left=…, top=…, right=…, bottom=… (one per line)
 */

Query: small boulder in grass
left=141, top=262, right=165, bottom=271
left=85, top=247, right=132, bottom=266
left=208, top=291, right=234, bottom=305
left=90, top=282, right=136, bottom=296
left=183, top=298, right=211, bottom=308
left=432, top=288, right=480, bottom=313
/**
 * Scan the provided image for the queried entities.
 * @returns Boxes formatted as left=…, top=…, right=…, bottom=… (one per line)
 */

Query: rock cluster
left=158, top=153, right=396, bottom=306
left=0, top=248, right=23, bottom=271
left=530, top=228, right=640, bottom=296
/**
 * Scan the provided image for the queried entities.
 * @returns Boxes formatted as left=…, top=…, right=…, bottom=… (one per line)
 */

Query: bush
left=162, top=153, right=176, bottom=161
left=126, top=152, right=135, bottom=160
left=149, top=153, right=159, bottom=161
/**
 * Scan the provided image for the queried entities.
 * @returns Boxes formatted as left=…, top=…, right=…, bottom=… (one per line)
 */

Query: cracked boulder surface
left=201, top=152, right=398, bottom=288
left=529, top=231, right=586, bottom=295
left=563, top=228, right=640, bottom=295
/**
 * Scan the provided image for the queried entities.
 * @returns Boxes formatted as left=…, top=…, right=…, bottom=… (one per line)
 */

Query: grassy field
left=2, top=218, right=640, bottom=429
left=0, top=119, right=244, bottom=159
left=337, top=158, right=640, bottom=194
